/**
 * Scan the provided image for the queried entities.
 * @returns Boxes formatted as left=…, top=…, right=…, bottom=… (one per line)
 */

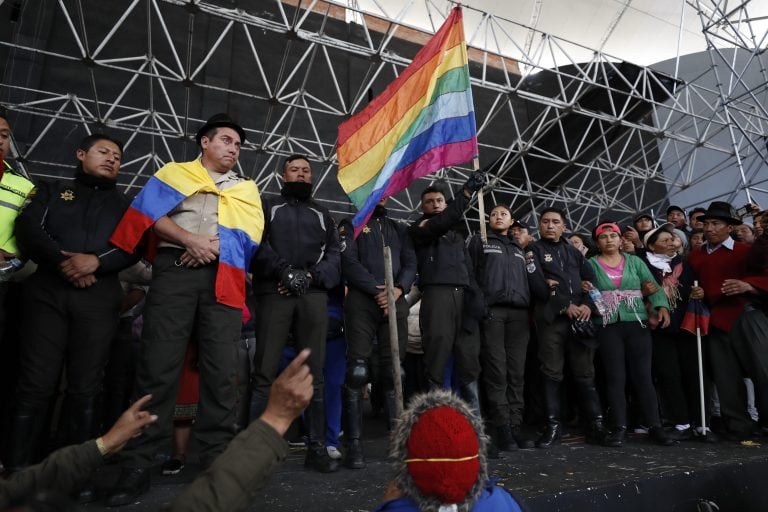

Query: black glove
left=280, top=266, right=309, bottom=296
left=463, top=171, right=488, bottom=193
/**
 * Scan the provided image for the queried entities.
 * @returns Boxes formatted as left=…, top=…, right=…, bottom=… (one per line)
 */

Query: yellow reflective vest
left=0, top=161, right=35, bottom=254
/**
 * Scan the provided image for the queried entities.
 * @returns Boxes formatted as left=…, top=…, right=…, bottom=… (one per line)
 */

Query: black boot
left=304, top=395, right=338, bottom=473
left=494, top=424, right=517, bottom=452
left=343, top=387, right=365, bottom=469
left=602, top=426, right=626, bottom=447
left=574, top=377, right=607, bottom=445
left=511, top=424, right=535, bottom=449
left=248, top=386, right=267, bottom=425
left=536, top=378, right=562, bottom=449
left=5, top=409, right=45, bottom=471
left=62, top=397, right=98, bottom=503
left=460, top=381, right=481, bottom=419
left=105, top=467, right=151, bottom=507
left=649, top=426, right=677, bottom=446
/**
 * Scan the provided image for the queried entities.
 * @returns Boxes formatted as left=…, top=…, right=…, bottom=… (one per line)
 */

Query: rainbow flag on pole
left=337, top=6, right=478, bottom=237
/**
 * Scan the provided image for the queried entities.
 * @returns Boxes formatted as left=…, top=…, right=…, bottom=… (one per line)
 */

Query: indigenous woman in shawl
left=640, top=223, right=711, bottom=442
left=588, top=222, right=675, bottom=447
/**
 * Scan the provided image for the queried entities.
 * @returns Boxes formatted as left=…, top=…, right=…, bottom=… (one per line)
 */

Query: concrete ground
left=83, top=421, right=768, bottom=511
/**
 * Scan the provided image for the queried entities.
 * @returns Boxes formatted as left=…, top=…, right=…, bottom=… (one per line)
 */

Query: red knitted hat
left=406, top=406, right=480, bottom=503
left=391, top=390, right=489, bottom=512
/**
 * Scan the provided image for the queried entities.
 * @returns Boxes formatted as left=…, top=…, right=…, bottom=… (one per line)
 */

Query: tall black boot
left=248, top=380, right=268, bottom=425
left=460, top=381, right=481, bottom=419
left=574, top=377, right=607, bottom=445
left=62, top=396, right=99, bottom=503
left=343, top=387, right=365, bottom=469
left=304, top=394, right=338, bottom=473
left=536, top=378, right=562, bottom=449
left=5, top=409, right=45, bottom=471
left=63, top=396, right=97, bottom=445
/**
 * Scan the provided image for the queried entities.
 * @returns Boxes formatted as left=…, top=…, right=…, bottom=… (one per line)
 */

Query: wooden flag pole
left=474, top=157, right=487, bottom=243
left=383, top=246, right=405, bottom=418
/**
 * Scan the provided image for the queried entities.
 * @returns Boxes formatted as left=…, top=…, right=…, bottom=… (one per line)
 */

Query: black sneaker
left=105, top=467, right=151, bottom=507
left=305, top=446, right=340, bottom=473
left=649, top=426, right=677, bottom=446
left=601, top=427, right=626, bottom=447
left=161, top=458, right=185, bottom=476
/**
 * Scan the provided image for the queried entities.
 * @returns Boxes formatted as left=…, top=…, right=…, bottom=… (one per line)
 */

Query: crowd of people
left=0, top=107, right=767, bottom=511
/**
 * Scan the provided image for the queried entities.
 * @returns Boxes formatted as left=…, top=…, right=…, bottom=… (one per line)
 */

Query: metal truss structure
left=0, top=0, right=766, bottom=233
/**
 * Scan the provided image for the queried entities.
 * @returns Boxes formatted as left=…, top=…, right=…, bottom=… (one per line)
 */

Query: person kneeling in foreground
left=374, top=389, right=526, bottom=511
left=169, top=348, right=313, bottom=512
left=0, top=395, right=157, bottom=508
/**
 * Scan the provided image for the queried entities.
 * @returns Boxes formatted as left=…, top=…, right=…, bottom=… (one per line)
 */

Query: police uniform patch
left=362, top=226, right=371, bottom=234
left=544, top=253, right=553, bottom=263
left=60, top=189, right=75, bottom=201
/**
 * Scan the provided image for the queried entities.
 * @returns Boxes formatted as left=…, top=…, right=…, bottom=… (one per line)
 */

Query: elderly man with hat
left=687, top=201, right=768, bottom=440
left=105, top=114, right=264, bottom=505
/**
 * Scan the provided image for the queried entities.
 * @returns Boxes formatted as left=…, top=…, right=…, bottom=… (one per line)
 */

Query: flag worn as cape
left=337, top=6, right=478, bottom=238
left=110, top=159, right=264, bottom=309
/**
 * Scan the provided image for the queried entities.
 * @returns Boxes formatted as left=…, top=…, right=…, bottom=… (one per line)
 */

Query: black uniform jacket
left=467, top=231, right=531, bottom=309
left=408, top=192, right=470, bottom=288
left=341, top=208, right=417, bottom=296
left=251, top=188, right=341, bottom=294
left=529, top=237, right=596, bottom=321
left=14, top=172, right=135, bottom=278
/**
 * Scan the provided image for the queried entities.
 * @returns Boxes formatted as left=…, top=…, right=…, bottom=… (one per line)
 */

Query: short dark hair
left=78, top=133, right=124, bottom=154
left=540, top=207, right=566, bottom=223
left=420, top=185, right=446, bottom=200
left=690, top=207, right=707, bottom=218
left=283, top=154, right=309, bottom=170
left=199, top=127, right=220, bottom=145
left=0, top=107, right=8, bottom=123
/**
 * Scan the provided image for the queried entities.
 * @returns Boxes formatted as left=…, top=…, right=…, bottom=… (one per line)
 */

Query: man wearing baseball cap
left=667, top=205, right=692, bottom=235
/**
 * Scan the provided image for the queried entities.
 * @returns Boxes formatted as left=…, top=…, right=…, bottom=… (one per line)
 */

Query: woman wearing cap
left=640, top=223, right=710, bottom=441
left=588, top=222, right=675, bottom=447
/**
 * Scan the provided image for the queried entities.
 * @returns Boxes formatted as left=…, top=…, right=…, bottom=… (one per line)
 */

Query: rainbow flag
left=337, top=6, right=478, bottom=237
left=110, top=159, right=264, bottom=309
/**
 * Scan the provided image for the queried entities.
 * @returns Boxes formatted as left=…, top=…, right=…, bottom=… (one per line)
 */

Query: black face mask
left=74, top=168, right=117, bottom=189
left=282, top=181, right=313, bottom=200
left=373, top=205, right=387, bottom=217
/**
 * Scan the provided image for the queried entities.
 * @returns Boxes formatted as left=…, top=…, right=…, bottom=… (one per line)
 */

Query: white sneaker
left=326, top=446, right=343, bottom=460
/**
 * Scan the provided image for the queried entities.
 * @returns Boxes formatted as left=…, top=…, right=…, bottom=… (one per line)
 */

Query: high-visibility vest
left=0, top=161, right=35, bottom=254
